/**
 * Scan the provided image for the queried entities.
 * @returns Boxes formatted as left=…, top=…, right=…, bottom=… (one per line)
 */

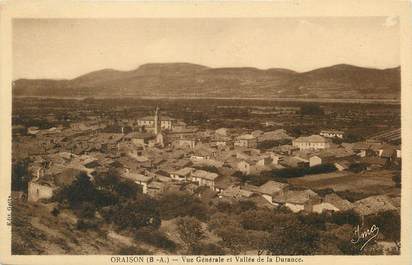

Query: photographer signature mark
left=351, top=224, right=379, bottom=251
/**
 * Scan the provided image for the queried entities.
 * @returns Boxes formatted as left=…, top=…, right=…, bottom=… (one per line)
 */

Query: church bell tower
left=154, top=106, right=161, bottom=135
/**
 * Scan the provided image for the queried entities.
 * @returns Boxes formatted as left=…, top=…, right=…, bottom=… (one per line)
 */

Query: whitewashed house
left=122, top=172, right=153, bottom=194
left=320, top=130, right=344, bottom=139
left=234, top=134, right=258, bottom=148
left=170, top=167, right=194, bottom=181
left=257, top=180, right=289, bottom=205
left=292, top=135, right=330, bottom=151
left=191, top=170, right=220, bottom=190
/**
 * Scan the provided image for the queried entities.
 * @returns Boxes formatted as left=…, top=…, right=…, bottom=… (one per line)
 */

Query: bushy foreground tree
left=176, top=216, right=205, bottom=251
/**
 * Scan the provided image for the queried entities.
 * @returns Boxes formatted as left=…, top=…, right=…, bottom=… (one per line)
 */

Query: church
left=132, top=106, right=166, bottom=147
left=136, top=108, right=177, bottom=131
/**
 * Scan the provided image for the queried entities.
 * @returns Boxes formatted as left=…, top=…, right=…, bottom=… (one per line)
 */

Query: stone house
left=292, top=135, right=330, bottom=151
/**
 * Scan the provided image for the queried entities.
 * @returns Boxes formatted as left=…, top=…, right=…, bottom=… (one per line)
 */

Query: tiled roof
left=324, top=193, right=354, bottom=211
left=192, top=170, right=219, bottom=180
left=148, top=181, right=165, bottom=189
left=258, top=180, right=288, bottom=195
left=312, top=202, right=340, bottom=213
left=171, top=167, right=194, bottom=176
left=294, top=135, right=328, bottom=143
left=351, top=142, right=371, bottom=150
left=272, top=189, right=318, bottom=204
left=138, top=116, right=176, bottom=121
left=124, top=132, right=155, bottom=140
left=360, top=156, right=387, bottom=166
left=240, top=183, right=260, bottom=193
left=214, top=176, right=232, bottom=190
left=221, top=185, right=254, bottom=198
left=258, top=129, right=293, bottom=141
left=353, top=195, right=397, bottom=216
left=122, top=172, right=153, bottom=183
left=321, top=130, right=344, bottom=134
left=54, top=168, right=86, bottom=187
left=237, top=134, right=256, bottom=140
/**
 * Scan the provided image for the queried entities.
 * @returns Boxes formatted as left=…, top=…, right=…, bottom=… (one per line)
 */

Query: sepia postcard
left=0, top=0, right=412, bottom=265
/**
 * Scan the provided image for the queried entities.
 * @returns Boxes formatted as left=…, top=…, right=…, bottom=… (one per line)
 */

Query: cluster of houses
left=16, top=107, right=401, bottom=218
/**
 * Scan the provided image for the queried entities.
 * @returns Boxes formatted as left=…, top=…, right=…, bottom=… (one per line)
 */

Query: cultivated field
left=288, top=170, right=399, bottom=196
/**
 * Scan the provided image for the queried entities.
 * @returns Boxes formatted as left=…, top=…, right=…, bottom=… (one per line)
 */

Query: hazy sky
left=13, top=17, right=400, bottom=80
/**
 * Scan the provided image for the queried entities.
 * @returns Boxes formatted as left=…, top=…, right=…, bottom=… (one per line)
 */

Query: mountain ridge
left=13, top=63, right=401, bottom=100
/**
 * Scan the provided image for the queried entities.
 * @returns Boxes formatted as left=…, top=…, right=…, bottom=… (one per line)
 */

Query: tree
left=194, top=165, right=218, bottom=173
left=51, top=207, right=60, bottom=217
left=305, top=164, right=337, bottom=175
left=257, top=140, right=281, bottom=150
left=106, top=194, right=161, bottom=231
left=247, top=174, right=271, bottom=186
left=176, top=216, right=205, bottom=251
left=78, top=202, right=96, bottom=218
left=392, top=173, right=401, bottom=188
left=345, top=132, right=363, bottom=143
left=265, top=219, right=320, bottom=255
left=338, top=239, right=383, bottom=255
left=215, top=224, right=247, bottom=255
left=114, top=179, right=141, bottom=198
left=215, top=201, right=234, bottom=214
left=94, top=189, right=118, bottom=208
left=316, top=188, right=335, bottom=197
left=337, top=240, right=362, bottom=255
left=208, top=212, right=240, bottom=231
left=290, top=127, right=302, bottom=138
left=95, top=168, right=120, bottom=191
left=76, top=218, right=99, bottom=231
left=298, top=212, right=327, bottom=230
left=330, top=210, right=361, bottom=226
left=349, top=163, right=367, bottom=173
left=94, top=168, right=142, bottom=205
left=244, top=229, right=271, bottom=251
left=366, top=211, right=400, bottom=248
left=55, top=173, right=96, bottom=208
left=159, top=192, right=209, bottom=221
left=235, top=200, right=257, bottom=213
left=332, top=137, right=343, bottom=145
left=239, top=210, right=276, bottom=232
left=12, top=159, right=30, bottom=192
left=300, top=104, right=324, bottom=115
left=336, top=191, right=368, bottom=203
left=135, top=227, right=176, bottom=252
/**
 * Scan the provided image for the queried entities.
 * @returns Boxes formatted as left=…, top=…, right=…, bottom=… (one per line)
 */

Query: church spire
left=154, top=105, right=161, bottom=135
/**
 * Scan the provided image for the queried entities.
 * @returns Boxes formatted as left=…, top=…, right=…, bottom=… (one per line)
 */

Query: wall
left=293, top=141, right=329, bottom=150
left=199, top=178, right=214, bottom=190
left=262, top=194, right=273, bottom=204
left=161, top=120, right=173, bottom=130
left=170, top=173, right=186, bottom=181
left=309, top=156, right=322, bottom=167
left=28, top=182, right=54, bottom=202
left=237, top=161, right=250, bottom=175
left=285, top=202, right=304, bottom=213
left=135, top=181, right=148, bottom=194
left=132, top=138, right=146, bottom=146
left=320, top=132, right=343, bottom=139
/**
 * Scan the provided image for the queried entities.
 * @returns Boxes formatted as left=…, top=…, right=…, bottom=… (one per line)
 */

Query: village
left=6, top=10, right=407, bottom=261
left=13, top=104, right=401, bottom=211
left=11, top=99, right=401, bottom=255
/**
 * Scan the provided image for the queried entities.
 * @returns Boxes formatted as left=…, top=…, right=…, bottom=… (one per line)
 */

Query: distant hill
left=13, top=63, right=401, bottom=100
